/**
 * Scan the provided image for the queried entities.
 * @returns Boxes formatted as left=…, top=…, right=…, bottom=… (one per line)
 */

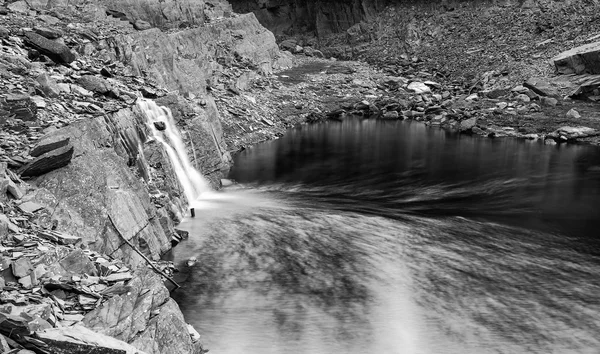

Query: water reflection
left=172, top=119, right=600, bottom=353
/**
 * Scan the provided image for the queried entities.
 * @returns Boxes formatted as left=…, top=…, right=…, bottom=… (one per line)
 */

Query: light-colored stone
left=407, top=81, right=431, bottom=94
left=566, top=108, right=581, bottom=119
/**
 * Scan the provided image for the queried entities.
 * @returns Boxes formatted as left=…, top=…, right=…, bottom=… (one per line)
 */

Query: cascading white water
left=136, top=98, right=211, bottom=206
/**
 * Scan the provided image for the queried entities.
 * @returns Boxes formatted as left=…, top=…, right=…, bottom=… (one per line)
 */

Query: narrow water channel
left=171, top=118, right=600, bottom=354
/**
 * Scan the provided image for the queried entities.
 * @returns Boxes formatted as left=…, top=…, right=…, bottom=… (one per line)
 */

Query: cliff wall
left=0, top=0, right=287, bottom=352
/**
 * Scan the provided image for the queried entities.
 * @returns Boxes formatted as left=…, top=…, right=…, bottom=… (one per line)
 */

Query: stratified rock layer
left=83, top=268, right=202, bottom=354
left=553, top=41, right=600, bottom=75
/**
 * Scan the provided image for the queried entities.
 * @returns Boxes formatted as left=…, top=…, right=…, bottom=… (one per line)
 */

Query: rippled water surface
left=171, top=119, right=600, bottom=354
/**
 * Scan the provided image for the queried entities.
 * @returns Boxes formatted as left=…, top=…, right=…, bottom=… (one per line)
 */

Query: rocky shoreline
left=1, top=0, right=600, bottom=353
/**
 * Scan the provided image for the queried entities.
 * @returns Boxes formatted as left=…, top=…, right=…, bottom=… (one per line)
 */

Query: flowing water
left=168, top=118, right=600, bottom=354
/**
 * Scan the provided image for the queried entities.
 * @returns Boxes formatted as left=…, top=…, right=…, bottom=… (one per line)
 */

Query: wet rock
left=153, top=121, right=166, bottom=131
left=382, top=111, right=399, bottom=119
left=459, top=117, right=478, bottom=132
left=34, top=26, right=63, bottom=39
left=134, top=20, right=152, bottom=31
left=553, top=41, right=600, bottom=75
left=77, top=75, right=111, bottom=94
left=24, top=32, right=75, bottom=64
left=566, top=108, right=581, bottom=119
left=19, top=144, right=74, bottom=177
left=547, top=126, right=599, bottom=141
left=220, top=178, right=234, bottom=187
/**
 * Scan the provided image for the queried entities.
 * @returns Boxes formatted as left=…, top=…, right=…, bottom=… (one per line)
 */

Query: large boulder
left=553, top=41, right=600, bottom=75
left=24, top=31, right=76, bottom=64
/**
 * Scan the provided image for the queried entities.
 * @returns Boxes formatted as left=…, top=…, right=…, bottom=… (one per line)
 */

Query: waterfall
left=136, top=98, right=211, bottom=206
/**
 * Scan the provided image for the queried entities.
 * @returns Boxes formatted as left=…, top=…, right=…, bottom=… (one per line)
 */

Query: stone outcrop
left=83, top=268, right=203, bottom=354
left=28, top=113, right=171, bottom=268
left=553, top=41, right=600, bottom=75
left=105, top=13, right=280, bottom=96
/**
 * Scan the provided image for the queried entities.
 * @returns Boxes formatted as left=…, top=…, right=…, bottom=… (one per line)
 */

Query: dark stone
left=24, top=31, right=75, bottom=64
left=153, top=121, right=166, bottom=131
left=486, top=88, right=509, bottom=99
left=100, top=67, right=113, bottom=78
left=77, top=75, right=111, bottom=94
left=0, top=26, right=8, bottom=38
left=30, top=135, right=70, bottom=157
left=34, top=26, right=63, bottom=39
left=140, top=87, right=157, bottom=98
left=19, top=144, right=74, bottom=177
left=105, top=9, right=129, bottom=21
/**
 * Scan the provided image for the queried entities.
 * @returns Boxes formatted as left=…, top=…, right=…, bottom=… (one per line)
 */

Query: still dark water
left=172, top=119, right=600, bottom=354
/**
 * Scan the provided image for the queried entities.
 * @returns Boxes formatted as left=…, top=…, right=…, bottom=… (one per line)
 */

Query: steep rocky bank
left=0, top=0, right=296, bottom=352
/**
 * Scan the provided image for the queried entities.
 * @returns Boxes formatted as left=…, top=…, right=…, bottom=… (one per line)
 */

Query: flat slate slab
left=553, top=41, right=600, bottom=75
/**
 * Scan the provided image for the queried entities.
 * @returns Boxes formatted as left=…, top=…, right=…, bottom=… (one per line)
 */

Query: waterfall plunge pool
left=169, top=118, right=600, bottom=354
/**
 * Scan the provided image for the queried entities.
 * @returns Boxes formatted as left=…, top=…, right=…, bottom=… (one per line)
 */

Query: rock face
left=83, top=268, right=202, bottom=354
left=553, top=41, right=600, bottom=75
left=26, top=0, right=232, bottom=29
left=29, top=111, right=172, bottom=268
left=229, top=0, right=389, bottom=36
left=107, top=13, right=279, bottom=96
